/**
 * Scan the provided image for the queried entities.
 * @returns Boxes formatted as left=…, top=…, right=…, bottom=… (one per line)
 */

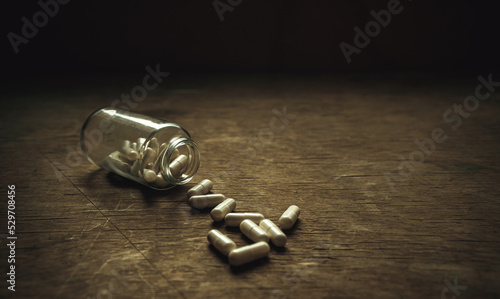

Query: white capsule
left=187, top=179, right=213, bottom=198
left=104, top=151, right=131, bottom=174
left=260, top=219, right=287, bottom=247
left=143, top=169, right=157, bottom=183
left=207, top=229, right=237, bottom=256
left=188, top=194, right=226, bottom=209
left=150, top=158, right=161, bottom=173
left=130, top=159, right=141, bottom=176
left=131, top=142, right=138, bottom=152
left=154, top=173, right=171, bottom=188
left=210, top=198, right=236, bottom=222
left=279, top=205, right=300, bottom=230
left=142, top=147, right=157, bottom=166
left=240, top=219, right=269, bottom=243
left=225, top=213, right=264, bottom=227
left=136, top=137, right=146, bottom=151
left=120, top=140, right=138, bottom=161
left=228, top=241, right=270, bottom=266
left=169, top=154, right=188, bottom=177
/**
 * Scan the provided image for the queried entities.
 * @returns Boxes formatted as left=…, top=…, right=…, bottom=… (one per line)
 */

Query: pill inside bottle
left=80, top=108, right=201, bottom=190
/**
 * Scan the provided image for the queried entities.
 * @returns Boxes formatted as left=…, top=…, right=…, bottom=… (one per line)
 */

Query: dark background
left=2, top=0, right=500, bottom=77
left=1, top=1, right=500, bottom=298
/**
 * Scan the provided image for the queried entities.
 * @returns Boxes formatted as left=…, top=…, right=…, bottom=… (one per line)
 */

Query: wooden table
left=1, top=73, right=499, bottom=298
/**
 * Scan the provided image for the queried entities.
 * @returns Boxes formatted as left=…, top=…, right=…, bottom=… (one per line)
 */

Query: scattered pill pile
left=187, top=179, right=300, bottom=266
left=104, top=137, right=185, bottom=188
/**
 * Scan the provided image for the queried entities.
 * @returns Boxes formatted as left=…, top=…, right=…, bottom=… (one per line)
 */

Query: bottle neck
left=160, top=137, right=200, bottom=185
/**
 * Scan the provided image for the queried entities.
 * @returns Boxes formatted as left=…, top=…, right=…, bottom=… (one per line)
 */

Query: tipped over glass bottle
left=80, top=108, right=200, bottom=190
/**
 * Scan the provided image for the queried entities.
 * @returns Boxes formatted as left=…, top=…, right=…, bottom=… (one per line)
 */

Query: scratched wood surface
left=0, top=73, right=499, bottom=298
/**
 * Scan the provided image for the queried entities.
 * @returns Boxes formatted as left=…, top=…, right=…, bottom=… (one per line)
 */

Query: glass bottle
left=80, top=108, right=200, bottom=190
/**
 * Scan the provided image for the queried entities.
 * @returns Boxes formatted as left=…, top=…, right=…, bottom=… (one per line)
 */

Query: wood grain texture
left=0, top=73, right=499, bottom=298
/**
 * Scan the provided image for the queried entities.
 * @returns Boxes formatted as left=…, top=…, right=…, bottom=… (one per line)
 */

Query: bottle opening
left=160, top=137, right=200, bottom=185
